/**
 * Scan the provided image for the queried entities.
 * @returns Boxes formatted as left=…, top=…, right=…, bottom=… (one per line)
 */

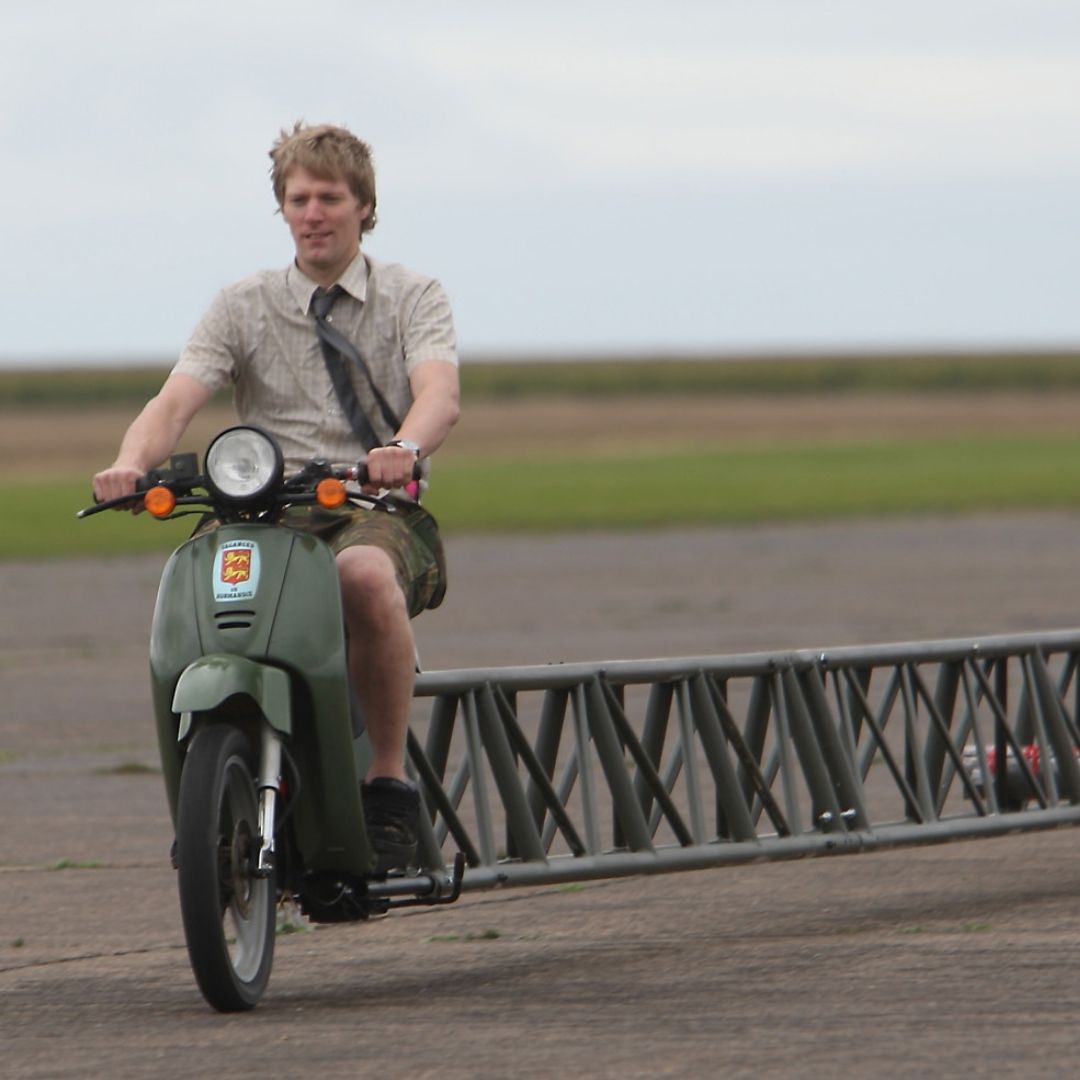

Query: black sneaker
left=361, top=777, right=420, bottom=874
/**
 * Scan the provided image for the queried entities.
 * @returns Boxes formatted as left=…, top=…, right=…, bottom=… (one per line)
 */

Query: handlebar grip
left=79, top=469, right=157, bottom=518
left=353, top=461, right=422, bottom=486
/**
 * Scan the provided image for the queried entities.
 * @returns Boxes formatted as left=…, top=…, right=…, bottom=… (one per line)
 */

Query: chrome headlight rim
left=204, top=426, right=284, bottom=505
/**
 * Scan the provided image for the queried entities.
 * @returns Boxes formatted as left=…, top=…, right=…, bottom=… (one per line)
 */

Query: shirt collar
left=288, top=249, right=369, bottom=315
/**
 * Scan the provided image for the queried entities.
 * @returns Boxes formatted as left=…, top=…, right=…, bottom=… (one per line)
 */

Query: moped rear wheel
left=176, top=723, right=275, bottom=1012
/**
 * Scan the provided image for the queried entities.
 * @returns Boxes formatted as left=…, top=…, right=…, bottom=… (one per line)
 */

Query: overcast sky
left=3, top=0, right=1078, bottom=365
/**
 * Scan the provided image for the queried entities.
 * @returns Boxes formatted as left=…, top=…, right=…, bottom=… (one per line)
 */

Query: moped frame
left=150, top=521, right=376, bottom=879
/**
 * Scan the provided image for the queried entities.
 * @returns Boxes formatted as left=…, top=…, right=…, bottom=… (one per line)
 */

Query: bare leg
left=336, top=546, right=415, bottom=783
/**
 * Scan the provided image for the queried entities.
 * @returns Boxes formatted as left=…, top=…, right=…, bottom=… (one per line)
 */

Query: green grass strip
left=423, top=436, right=1080, bottom=531
left=7, top=435, right=1080, bottom=560
left=5, top=488, right=198, bottom=559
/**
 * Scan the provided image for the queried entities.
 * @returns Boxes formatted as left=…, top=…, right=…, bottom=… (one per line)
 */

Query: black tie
left=311, top=285, right=401, bottom=451
left=310, top=283, right=344, bottom=321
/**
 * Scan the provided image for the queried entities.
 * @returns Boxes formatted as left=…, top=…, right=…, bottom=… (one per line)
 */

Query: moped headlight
left=204, top=427, right=283, bottom=504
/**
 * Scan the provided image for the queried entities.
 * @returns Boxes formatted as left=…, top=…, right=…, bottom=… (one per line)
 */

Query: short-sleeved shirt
left=173, top=250, right=457, bottom=479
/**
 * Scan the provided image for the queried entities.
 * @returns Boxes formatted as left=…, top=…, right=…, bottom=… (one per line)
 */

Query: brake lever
left=77, top=493, right=143, bottom=518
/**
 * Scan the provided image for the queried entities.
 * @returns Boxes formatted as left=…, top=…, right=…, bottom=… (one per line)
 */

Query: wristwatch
left=387, top=439, right=421, bottom=458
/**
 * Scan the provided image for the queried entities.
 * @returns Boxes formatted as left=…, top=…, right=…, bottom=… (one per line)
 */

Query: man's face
left=281, top=166, right=371, bottom=282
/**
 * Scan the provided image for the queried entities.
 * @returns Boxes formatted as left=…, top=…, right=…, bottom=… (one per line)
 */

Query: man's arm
left=93, top=372, right=213, bottom=502
left=364, top=360, right=460, bottom=490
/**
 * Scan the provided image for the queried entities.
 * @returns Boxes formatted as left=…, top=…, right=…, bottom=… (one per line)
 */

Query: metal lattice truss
left=408, top=630, right=1080, bottom=892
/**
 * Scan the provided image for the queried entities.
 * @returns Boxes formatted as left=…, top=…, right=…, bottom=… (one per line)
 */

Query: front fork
left=255, top=726, right=283, bottom=877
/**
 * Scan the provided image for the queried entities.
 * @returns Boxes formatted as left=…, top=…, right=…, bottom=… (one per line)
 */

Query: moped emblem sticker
left=213, top=541, right=260, bottom=602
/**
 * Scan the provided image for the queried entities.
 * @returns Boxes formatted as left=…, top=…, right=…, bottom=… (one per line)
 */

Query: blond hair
left=269, top=122, right=377, bottom=235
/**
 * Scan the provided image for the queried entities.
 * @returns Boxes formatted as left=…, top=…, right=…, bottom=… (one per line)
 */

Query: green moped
left=81, top=426, right=464, bottom=1012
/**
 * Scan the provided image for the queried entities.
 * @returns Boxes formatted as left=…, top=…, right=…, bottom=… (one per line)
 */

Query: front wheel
left=176, top=723, right=275, bottom=1011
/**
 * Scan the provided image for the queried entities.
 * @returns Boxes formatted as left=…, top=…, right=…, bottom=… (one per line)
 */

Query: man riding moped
left=93, top=121, right=460, bottom=876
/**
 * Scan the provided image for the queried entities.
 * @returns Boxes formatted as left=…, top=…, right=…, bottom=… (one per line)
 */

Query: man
left=93, top=122, right=460, bottom=872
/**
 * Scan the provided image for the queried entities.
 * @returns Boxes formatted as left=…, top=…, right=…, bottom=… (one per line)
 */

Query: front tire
left=176, top=723, right=275, bottom=1012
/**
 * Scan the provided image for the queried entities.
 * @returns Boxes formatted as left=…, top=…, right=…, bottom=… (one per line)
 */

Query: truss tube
left=924, top=661, right=961, bottom=796
left=476, top=684, right=547, bottom=863
left=526, top=689, right=568, bottom=833
left=704, top=677, right=789, bottom=837
left=416, top=629, right=1080, bottom=697
left=900, top=665, right=937, bottom=823
left=454, top=807, right=1080, bottom=893
left=570, top=685, right=602, bottom=855
left=408, top=629, right=1080, bottom=893
left=778, top=667, right=843, bottom=829
left=650, top=741, right=685, bottom=837
left=423, top=695, right=457, bottom=791
left=906, top=663, right=987, bottom=817
left=970, top=657, right=1048, bottom=809
left=855, top=669, right=901, bottom=782
left=993, top=659, right=1010, bottom=809
left=1030, top=650, right=1080, bottom=803
left=1059, top=655, right=1080, bottom=743
left=584, top=678, right=655, bottom=853
left=769, top=670, right=804, bottom=834
left=840, top=668, right=921, bottom=818
left=959, top=662, right=997, bottom=813
left=675, top=681, right=708, bottom=843
left=632, top=682, right=674, bottom=827
left=932, top=665, right=978, bottom=816
left=407, top=730, right=454, bottom=870
left=543, top=744, right=581, bottom=853
left=799, top=666, right=869, bottom=830
left=600, top=679, right=693, bottom=846
left=688, top=674, right=757, bottom=841
left=736, top=675, right=771, bottom=805
left=461, top=690, right=498, bottom=865
left=493, top=687, right=586, bottom=857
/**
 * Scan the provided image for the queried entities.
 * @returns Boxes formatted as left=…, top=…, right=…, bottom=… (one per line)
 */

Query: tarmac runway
left=4, top=513, right=1080, bottom=1078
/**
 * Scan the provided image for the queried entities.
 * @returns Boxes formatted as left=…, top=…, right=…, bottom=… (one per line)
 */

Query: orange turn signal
left=144, top=485, right=177, bottom=518
left=316, top=477, right=347, bottom=509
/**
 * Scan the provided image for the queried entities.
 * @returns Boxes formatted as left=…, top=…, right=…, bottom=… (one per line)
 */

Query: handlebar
left=78, top=456, right=422, bottom=520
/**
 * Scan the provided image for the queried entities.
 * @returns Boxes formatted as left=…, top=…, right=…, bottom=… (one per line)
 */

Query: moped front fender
left=172, top=654, right=292, bottom=741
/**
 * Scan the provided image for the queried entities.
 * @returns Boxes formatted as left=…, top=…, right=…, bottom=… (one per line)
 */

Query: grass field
left=4, top=353, right=1080, bottom=560
left=4, top=349, right=1080, bottom=405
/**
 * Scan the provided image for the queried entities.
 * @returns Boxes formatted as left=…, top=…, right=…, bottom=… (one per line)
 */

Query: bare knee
left=337, top=547, right=406, bottom=628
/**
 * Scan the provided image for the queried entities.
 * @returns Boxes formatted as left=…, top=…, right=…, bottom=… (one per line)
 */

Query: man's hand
left=92, top=464, right=145, bottom=509
left=91, top=373, right=212, bottom=509
left=362, top=444, right=419, bottom=493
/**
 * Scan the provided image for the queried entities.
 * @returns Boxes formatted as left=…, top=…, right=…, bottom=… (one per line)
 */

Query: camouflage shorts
left=197, top=498, right=446, bottom=617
